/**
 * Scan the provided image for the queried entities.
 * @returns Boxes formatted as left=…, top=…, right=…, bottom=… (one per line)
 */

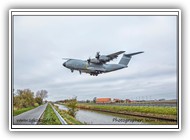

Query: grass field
left=38, top=104, right=62, bottom=125
left=78, top=104, right=176, bottom=115
left=77, top=103, right=177, bottom=121
left=13, top=106, right=36, bottom=116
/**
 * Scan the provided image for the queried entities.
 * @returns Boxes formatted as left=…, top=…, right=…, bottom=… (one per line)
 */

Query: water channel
left=54, top=104, right=145, bottom=124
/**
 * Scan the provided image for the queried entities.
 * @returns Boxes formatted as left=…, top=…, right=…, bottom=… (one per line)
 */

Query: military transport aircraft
left=62, top=51, right=143, bottom=76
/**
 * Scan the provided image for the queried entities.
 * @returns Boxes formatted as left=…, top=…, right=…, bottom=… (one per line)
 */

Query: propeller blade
left=96, top=52, right=100, bottom=59
left=87, top=57, right=91, bottom=64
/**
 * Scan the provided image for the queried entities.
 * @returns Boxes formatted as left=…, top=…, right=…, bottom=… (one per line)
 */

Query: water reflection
left=75, top=109, right=143, bottom=124
left=54, top=104, right=144, bottom=124
left=55, top=104, right=68, bottom=111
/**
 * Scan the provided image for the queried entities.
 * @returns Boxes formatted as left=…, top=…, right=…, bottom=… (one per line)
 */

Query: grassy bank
left=38, top=104, right=61, bottom=125
left=77, top=104, right=177, bottom=121
left=54, top=105, right=83, bottom=125
left=13, top=106, right=37, bottom=116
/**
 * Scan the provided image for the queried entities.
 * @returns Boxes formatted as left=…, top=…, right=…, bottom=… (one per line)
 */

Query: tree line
left=13, top=89, right=48, bottom=109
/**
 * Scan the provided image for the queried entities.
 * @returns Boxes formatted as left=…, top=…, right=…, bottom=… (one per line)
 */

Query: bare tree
left=36, top=90, right=48, bottom=101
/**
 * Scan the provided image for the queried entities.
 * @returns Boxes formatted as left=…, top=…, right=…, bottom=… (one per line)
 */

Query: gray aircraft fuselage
left=62, top=51, right=143, bottom=76
left=63, top=59, right=125, bottom=75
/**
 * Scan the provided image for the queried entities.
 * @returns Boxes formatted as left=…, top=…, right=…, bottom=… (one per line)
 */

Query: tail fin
left=119, top=51, right=144, bottom=67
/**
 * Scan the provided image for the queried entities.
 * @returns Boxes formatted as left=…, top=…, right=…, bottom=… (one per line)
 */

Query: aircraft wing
left=103, top=51, right=125, bottom=62
left=106, top=51, right=125, bottom=58
left=88, top=51, right=125, bottom=64
left=62, top=58, right=72, bottom=60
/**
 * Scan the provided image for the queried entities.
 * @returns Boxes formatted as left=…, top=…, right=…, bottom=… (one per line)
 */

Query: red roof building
left=126, top=99, right=132, bottom=103
left=96, top=98, right=111, bottom=103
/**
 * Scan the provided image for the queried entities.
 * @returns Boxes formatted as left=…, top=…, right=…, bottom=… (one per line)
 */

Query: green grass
left=54, top=105, right=83, bottom=125
left=13, top=106, right=36, bottom=116
left=39, top=104, right=62, bottom=125
left=77, top=104, right=177, bottom=116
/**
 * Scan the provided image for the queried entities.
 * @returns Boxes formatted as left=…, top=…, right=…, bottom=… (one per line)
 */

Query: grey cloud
left=14, top=15, right=178, bottom=101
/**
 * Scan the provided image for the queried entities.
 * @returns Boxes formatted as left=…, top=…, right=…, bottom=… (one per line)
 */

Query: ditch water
left=54, top=104, right=145, bottom=124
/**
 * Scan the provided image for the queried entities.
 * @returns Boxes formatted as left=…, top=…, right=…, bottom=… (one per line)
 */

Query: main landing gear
left=90, top=70, right=101, bottom=76
left=90, top=73, right=98, bottom=76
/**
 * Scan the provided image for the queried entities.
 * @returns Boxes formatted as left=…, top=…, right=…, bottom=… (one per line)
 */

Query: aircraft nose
left=63, top=62, right=67, bottom=67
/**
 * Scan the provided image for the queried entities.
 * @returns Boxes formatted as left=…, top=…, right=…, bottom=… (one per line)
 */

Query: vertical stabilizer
left=119, top=51, right=144, bottom=67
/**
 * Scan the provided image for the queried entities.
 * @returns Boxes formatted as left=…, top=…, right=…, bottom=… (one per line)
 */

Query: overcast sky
left=13, top=15, right=177, bottom=101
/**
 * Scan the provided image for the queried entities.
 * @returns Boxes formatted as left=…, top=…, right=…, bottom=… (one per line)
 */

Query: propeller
left=87, top=57, right=91, bottom=64
left=95, top=52, right=100, bottom=59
